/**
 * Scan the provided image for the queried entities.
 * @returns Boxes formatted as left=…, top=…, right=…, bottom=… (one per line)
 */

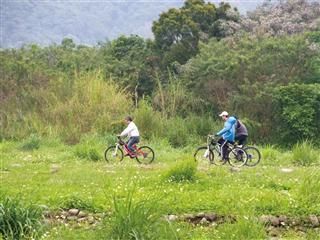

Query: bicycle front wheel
left=244, top=146, right=261, bottom=167
left=194, top=147, right=214, bottom=164
left=104, top=146, right=124, bottom=163
left=136, top=146, right=155, bottom=164
left=228, top=147, right=247, bottom=167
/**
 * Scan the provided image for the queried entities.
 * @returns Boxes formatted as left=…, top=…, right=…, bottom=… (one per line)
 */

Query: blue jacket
left=216, top=116, right=237, bottom=142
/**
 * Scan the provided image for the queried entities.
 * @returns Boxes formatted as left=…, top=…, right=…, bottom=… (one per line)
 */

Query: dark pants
left=235, top=135, right=247, bottom=146
left=127, top=136, right=140, bottom=153
left=218, top=138, right=234, bottom=160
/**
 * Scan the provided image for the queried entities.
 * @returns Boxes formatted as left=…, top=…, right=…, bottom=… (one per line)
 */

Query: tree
left=152, top=0, right=240, bottom=67
left=241, top=0, right=320, bottom=37
left=102, top=35, right=155, bottom=96
left=273, top=83, right=320, bottom=144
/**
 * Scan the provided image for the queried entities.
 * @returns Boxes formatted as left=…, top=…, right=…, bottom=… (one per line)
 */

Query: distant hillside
left=2, top=0, right=265, bottom=48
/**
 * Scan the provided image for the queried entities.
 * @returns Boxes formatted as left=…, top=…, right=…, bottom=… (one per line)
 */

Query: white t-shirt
left=120, top=121, right=140, bottom=137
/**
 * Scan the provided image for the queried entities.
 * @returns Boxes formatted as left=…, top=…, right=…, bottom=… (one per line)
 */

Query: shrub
left=0, top=197, right=43, bottom=239
left=292, top=140, right=318, bottom=166
left=74, top=143, right=101, bottom=161
left=164, top=117, right=191, bottom=148
left=104, top=191, right=176, bottom=240
left=164, top=158, right=197, bottom=182
left=19, top=134, right=41, bottom=150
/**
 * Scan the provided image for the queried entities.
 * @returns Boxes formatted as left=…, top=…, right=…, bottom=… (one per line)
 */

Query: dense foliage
left=1, top=0, right=320, bottom=146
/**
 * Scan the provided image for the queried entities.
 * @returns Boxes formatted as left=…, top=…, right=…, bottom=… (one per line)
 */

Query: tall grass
left=292, top=140, right=318, bottom=166
left=296, top=170, right=320, bottom=214
left=164, top=157, right=197, bottom=182
left=103, top=191, right=176, bottom=240
left=0, top=197, right=43, bottom=239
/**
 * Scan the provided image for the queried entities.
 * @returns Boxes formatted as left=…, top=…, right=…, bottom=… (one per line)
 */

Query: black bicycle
left=194, top=135, right=248, bottom=167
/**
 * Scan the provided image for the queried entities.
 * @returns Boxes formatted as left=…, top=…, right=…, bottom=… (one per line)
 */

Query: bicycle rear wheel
left=228, top=147, right=247, bottom=167
left=194, top=147, right=214, bottom=164
left=104, top=146, right=124, bottom=163
left=135, top=146, right=155, bottom=164
left=244, top=146, right=261, bottom=167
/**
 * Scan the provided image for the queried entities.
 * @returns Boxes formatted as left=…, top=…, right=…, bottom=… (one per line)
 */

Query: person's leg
left=237, top=135, right=247, bottom=146
left=127, top=137, right=139, bottom=153
left=220, top=140, right=228, bottom=160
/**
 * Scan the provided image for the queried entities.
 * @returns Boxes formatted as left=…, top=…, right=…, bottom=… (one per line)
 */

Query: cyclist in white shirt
left=119, top=116, right=140, bottom=154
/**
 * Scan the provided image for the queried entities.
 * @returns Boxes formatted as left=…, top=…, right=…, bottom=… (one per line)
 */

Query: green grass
left=1, top=139, right=320, bottom=239
left=0, top=197, right=43, bottom=239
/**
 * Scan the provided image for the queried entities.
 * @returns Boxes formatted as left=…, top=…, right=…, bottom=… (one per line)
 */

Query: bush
left=164, top=158, right=197, bottom=182
left=103, top=191, right=176, bottom=240
left=292, top=140, right=318, bottom=166
left=74, top=144, right=101, bottom=161
left=0, top=197, right=43, bottom=239
left=273, top=83, right=320, bottom=145
left=134, top=100, right=163, bottom=139
left=164, top=117, right=191, bottom=148
left=19, top=134, right=41, bottom=150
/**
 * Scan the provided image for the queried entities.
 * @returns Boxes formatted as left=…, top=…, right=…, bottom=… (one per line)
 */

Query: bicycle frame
left=114, top=137, right=140, bottom=158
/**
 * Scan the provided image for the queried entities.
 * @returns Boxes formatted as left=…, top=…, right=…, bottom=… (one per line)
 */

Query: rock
left=267, top=227, right=280, bottom=237
left=50, top=164, right=60, bottom=174
left=280, top=168, right=293, bottom=173
left=259, top=215, right=272, bottom=225
left=309, top=215, right=319, bottom=227
left=77, top=217, right=87, bottom=223
left=205, top=213, right=217, bottom=222
left=167, top=214, right=178, bottom=221
left=230, top=167, right=241, bottom=173
left=278, top=215, right=288, bottom=226
left=67, top=216, right=78, bottom=221
left=88, top=216, right=95, bottom=224
left=68, top=209, right=80, bottom=216
left=196, top=212, right=205, bottom=218
left=199, top=217, right=209, bottom=225
left=78, top=211, right=87, bottom=218
left=270, top=216, right=280, bottom=227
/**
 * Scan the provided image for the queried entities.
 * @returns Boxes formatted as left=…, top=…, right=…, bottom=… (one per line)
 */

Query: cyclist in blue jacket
left=216, top=111, right=237, bottom=160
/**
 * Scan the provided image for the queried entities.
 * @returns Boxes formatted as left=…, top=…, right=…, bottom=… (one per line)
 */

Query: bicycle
left=239, top=145, right=261, bottom=167
left=213, top=141, right=261, bottom=167
left=194, top=135, right=248, bottom=167
left=104, top=136, right=155, bottom=164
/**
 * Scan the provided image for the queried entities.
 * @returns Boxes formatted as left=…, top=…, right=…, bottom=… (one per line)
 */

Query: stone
left=280, top=168, right=293, bottom=173
left=68, top=209, right=79, bottom=216
left=199, top=217, right=209, bottom=225
left=205, top=213, right=217, bottom=222
left=88, top=216, right=95, bottom=224
left=309, top=215, right=319, bottom=227
left=278, top=215, right=288, bottom=226
left=77, top=217, right=87, bottom=223
left=50, top=164, right=60, bottom=173
left=67, top=216, right=78, bottom=221
left=78, top=211, right=87, bottom=218
left=230, top=167, right=241, bottom=173
left=259, top=215, right=272, bottom=225
left=167, top=214, right=178, bottom=221
left=270, top=216, right=280, bottom=227
left=196, top=212, right=205, bottom=218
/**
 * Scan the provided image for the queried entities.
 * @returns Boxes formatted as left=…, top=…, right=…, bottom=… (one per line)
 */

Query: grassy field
left=1, top=136, right=320, bottom=239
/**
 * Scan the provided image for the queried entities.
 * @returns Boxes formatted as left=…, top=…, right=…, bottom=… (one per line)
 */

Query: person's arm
left=120, top=123, right=133, bottom=137
left=216, top=122, right=232, bottom=136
